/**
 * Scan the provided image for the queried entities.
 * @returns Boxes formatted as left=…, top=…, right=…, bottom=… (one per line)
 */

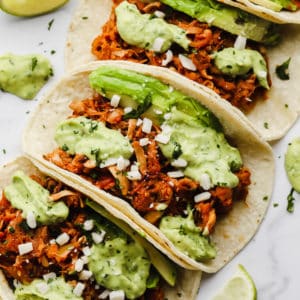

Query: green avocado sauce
left=15, top=277, right=83, bottom=300
left=0, top=53, right=53, bottom=100
left=87, top=210, right=151, bottom=299
left=212, top=48, right=269, bottom=89
left=116, top=1, right=190, bottom=52
left=4, top=171, right=68, bottom=225
left=159, top=108, right=242, bottom=188
left=88, top=238, right=151, bottom=299
left=55, top=116, right=133, bottom=165
left=159, top=208, right=216, bottom=260
left=285, top=137, right=300, bottom=193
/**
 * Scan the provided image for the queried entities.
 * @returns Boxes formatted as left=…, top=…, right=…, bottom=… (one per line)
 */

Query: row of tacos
left=1, top=0, right=296, bottom=297
left=66, top=0, right=300, bottom=141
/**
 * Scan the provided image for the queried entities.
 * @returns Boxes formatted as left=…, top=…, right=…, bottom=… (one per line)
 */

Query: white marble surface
left=0, top=2, right=299, bottom=299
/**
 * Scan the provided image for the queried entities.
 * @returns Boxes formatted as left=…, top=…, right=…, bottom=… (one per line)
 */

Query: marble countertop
left=0, top=2, right=299, bottom=299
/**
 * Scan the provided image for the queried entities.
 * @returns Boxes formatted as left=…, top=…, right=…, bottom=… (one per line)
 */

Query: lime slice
left=0, top=0, right=69, bottom=17
left=212, top=264, right=257, bottom=300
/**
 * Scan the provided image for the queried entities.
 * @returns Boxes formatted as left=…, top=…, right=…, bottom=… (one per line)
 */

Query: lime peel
left=212, top=264, right=257, bottom=300
left=0, top=0, right=69, bottom=17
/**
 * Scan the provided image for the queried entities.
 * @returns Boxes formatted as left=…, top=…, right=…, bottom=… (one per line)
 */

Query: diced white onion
left=83, top=219, right=94, bottom=231
left=200, top=173, right=211, bottom=190
left=155, top=203, right=168, bottom=211
left=100, top=157, right=118, bottom=168
left=202, top=226, right=210, bottom=236
left=139, top=138, right=150, bottom=146
left=36, top=282, right=49, bottom=294
left=99, top=290, right=111, bottom=299
left=82, top=246, right=91, bottom=256
left=92, top=231, right=106, bottom=244
left=124, top=107, right=133, bottom=114
left=18, top=242, right=33, bottom=255
left=234, top=35, right=247, bottom=50
left=257, top=70, right=267, bottom=78
left=162, top=50, right=173, bottom=66
left=142, top=118, right=152, bottom=133
left=167, top=171, right=184, bottom=178
left=26, top=211, right=37, bottom=229
left=43, top=272, right=56, bottom=282
left=49, top=239, right=56, bottom=245
left=155, top=133, right=170, bottom=144
left=171, top=158, right=187, bottom=168
left=152, top=37, right=166, bottom=52
left=116, top=156, right=130, bottom=171
left=75, top=258, right=84, bottom=272
left=79, top=270, right=93, bottom=281
left=154, top=10, right=165, bottom=18
left=55, top=232, right=70, bottom=246
left=136, top=118, right=143, bottom=126
left=109, top=290, right=125, bottom=300
left=194, top=192, right=211, bottom=203
left=110, top=94, right=121, bottom=107
left=73, top=282, right=85, bottom=297
left=178, top=54, right=197, bottom=71
left=154, top=109, right=163, bottom=115
left=81, top=255, right=89, bottom=264
left=161, top=123, right=172, bottom=134
left=127, top=170, right=142, bottom=181
left=168, top=181, right=174, bottom=187
left=163, top=113, right=172, bottom=120
left=168, top=86, right=174, bottom=92
left=13, top=279, right=21, bottom=288
left=130, top=162, right=139, bottom=172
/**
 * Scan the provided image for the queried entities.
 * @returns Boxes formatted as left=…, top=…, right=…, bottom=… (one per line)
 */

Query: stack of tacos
left=65, top=0, right=300, bottom=141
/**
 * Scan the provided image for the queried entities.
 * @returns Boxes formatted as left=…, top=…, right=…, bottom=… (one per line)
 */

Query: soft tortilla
left=65, top=0, right=300, bottom=141
left=23, top=60, right=274, bottom=273
left=218, top=0, right=300, bottom=24
left=0, top=156, right=201, bottom=300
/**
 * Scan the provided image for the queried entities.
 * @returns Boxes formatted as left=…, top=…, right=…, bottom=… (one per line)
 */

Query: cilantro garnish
left=276, top=57, right=291, bottom=80
left=287, top=188, right=295, bottom=213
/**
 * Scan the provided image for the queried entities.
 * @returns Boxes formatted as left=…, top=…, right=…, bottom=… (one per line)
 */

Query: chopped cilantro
left=31, top=57, right=38, bottom=71
left=264, top=122, right=269, bottom=129
left=48, top=19, right=54, bottom=31
left=172, top=142, right=182, bottom=159
left=273, top=203, right=279, bottom=207
left=2, top=149, right=6, bottom=154
left=50, top=50, right=56, bottom=55
left=276, top=57, right=291, bottom=80
left=123, top=94, right=152, bottom=119
left=62, top=144, right=69, bottom=151
left=263, top=195, right=268, bottom=201
left=82, top=16, right=88, bottom=20
left=287, top=188, right=295, bottom=213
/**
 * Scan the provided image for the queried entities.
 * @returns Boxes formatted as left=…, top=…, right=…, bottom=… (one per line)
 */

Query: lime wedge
left=212, top=265, right=257, bottom=300
left=0, top=0, right=69, bottom=17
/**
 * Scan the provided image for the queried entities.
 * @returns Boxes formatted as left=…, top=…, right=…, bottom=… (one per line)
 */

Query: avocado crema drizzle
left=45, top=66, right=251, bottom=262
left=92, top=0, right=280, bottom=111
left=0, top=171, right=173, bottom=300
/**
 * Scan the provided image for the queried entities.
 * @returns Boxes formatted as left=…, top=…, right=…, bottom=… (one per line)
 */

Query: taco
left=23, top=61, right=274, bottom=273
left=65, top=0, right=300, bottom=141
left=0, top=156, right=201, bottom=300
